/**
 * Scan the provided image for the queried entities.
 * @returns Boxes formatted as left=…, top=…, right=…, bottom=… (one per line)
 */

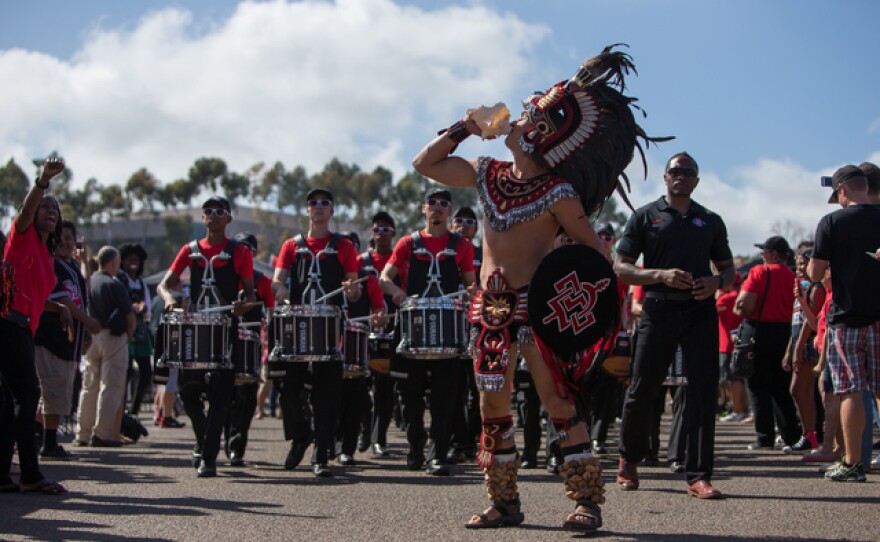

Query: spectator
left=118, top=243, right=154, bottom=418
left=734, top=236, right=801, bottom=450
left=0, top=157, right=68, bottom=494
left=808, top=165, right=880, bottom=482
left=76, top=246, right=136, bottom=447
left=718, top=273, right=749, bottom=422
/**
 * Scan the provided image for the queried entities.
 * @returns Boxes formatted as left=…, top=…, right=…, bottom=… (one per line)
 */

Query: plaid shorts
left=826, top=322, right=880, bottom=395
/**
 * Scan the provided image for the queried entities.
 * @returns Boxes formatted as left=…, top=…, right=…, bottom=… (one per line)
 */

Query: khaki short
left=34, top=346, right=76, bottom=416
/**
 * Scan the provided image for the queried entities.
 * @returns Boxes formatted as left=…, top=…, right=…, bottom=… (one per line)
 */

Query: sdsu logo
left=542, top=271, right=610, bottom=334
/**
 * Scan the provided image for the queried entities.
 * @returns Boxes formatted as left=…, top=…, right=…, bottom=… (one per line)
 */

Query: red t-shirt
left=364, top=274, right=385, bottom=311
left=387, top=230, right=474, bottom=282
left=169, top=238, right=254, bottom=280
left=275, top=235, right=358, bottom=275
left=816, top=287, right=833, bottom=353
left=251, top=273, right=275, bottom=310
left=5, top=224, right=56, bottom=335
left=741, top=263, right=795, bottom=323
left=716, top=290, right=743, bottom=354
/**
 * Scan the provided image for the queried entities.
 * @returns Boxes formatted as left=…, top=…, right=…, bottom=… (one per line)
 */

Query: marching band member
left=358, top=211, right=398, bottom=457
left=271, top=188, right=362, bottom=478
left=157, top=196, right=255, bottom=477
left=379, top=188, right=476, bottom=476
left=413, top=46, right=665, bottom=531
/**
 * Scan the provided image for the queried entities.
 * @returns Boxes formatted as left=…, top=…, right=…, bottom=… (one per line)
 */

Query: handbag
left=730, top=265, right=771, bottom=379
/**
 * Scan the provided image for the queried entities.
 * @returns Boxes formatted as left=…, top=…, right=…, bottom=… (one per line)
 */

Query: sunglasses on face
left=372, top=226, right=395, bottom=234
left=598, top=233, right=613, bottom=241
left=453, top=217, right=477, bottom=226
left=203, top=208, right=230, bottom=217
left=666, top=167, right=698, bottom=178
left=307, top=199, right=333, bottom=207
left=426, top=198, right=452, bottom=208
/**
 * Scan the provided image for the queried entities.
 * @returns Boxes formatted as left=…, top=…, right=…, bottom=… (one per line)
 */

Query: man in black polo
left=613, top=152, right=735, bottom=499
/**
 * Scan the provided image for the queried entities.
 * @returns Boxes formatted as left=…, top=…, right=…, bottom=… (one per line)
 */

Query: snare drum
left=367, top=331, right=394, bottom=375
left=160, top=311, right=232, bottom=369
left=601, top=331, right=633, bottom=385
left=269, top=304, right=341, bottom=362
left=342, top=321, right=369, bottom=379
left=235, top=326, right=262, bottom=385
left=397, top=297, right=467, bottom=359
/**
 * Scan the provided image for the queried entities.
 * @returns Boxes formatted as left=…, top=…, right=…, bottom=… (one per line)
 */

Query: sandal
left=465, top=501, right=525, bottom=529
left=563, top=500, right=602, bottom=532
left=21, top=480, right=67, bottom=495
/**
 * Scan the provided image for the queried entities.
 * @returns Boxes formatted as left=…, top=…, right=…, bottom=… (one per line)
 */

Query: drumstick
left=313, top=276, right=369, bottom=304
left=238, top=321, right=262, bottom=328
left=440, top=289, right=469, bottom=298
left=347, top=312, right=397, bottom=323
left=198, top=301, right=264, bottom=313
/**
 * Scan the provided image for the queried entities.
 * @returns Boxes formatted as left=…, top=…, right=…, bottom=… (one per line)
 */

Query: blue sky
left=2, top=0, right=878, bottom=254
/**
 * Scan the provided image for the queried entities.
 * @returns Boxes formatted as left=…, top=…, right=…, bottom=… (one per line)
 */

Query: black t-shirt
left=617, top=197, right=732, bottom=294
left=88, top=270, right=133, bottom=335
left=34, top=258, right=88, bottom=360
left=813, top=204, right=880, bottom=326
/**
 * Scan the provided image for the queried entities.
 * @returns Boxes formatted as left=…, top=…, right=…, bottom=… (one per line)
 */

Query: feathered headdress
left=520, top=44, right=672, bottom=214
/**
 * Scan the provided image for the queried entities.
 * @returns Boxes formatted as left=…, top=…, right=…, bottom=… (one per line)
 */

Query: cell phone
left=820, top=176, right=833, bottom=187
left=76, top=241, right=83, bottom=250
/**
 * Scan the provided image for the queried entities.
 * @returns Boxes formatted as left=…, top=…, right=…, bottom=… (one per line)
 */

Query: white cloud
left=0, top=0, right=547, bottom=186
left=869, top=116, right=880, bottom=134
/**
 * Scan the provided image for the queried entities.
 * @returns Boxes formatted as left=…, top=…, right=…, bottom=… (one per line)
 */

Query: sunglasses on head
left=453, top=217, right=477, bottom=226
left=307, top=199, right=332, bottom=207
left=667, top=167, right=698, bottom=178
left=203, top=208, right=230, bottom=217
left=372, top=226, right=395, bottom=234
left=426, top=198, right=451, bottom=208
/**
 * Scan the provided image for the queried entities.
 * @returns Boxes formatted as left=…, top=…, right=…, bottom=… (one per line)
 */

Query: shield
left=527, top=244, right=618, bottom=357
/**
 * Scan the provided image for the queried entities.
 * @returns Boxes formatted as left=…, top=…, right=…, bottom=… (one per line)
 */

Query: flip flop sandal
left=563, top=501, right=602, bottom=532
left=21, top=480, right=67, bottom=495
left=464, top=503, right=525, bottom=529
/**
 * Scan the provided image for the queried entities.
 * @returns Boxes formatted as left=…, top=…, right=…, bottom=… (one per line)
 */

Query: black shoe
left=446, top=448, right=465, bottom=464
left=40, top=445, right=74, bottom=460
left=197, top=460, right=217, bottom=478
left=337, top=454, right=356, bottom=466
left=521, top=457, right=538, bottom=469
left=90, top=436, right=124, bottom=448
left=372, top=443, right=388, bottom=457
left=284, top=441, right=308, bottom=470
left=357, top=437, right=369, bottom=453
left=406, top=455, right=425, bottom=471
left=546, top=455, right=560, bottom=475
left=229, top=452, right=245, bottom=467
left=669, top=461, right=685, bottom=473
left=591, top=440, right=607, bottom=455
left=192, top=447, right=203, bottom=469
left=313, top=463, right=332, bottom=477
left=425, top=459, right=450, bottom=476
left=643, top=455, right=660, bottom=467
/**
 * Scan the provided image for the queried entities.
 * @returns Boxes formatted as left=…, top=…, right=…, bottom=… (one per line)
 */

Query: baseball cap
left=202, top=196, right=231, bottom=212
left=454, top=207, right=477, bottom=219
left=827, top=165, right=867, bottom=204
left=372, top=211, right=396, bottom=229
left=234, top=232, right=258, bottom=252
left=426, top=187, right=452, bottom=203
left=306, top=187, right=334, bottom=203
left=754, top=235, right=791, bottom=255
left=596, top=222, right=614, bottom=236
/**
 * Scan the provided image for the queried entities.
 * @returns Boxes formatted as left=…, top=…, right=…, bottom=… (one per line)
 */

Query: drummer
left=379, top=187, right=476, bottom=476
left=411, top=47, right=664, bottom=531
left=156, top=196, right=255, bottom=478
left=223, top=232, right=274, bottom=467
left=358, top=211, right=398, bottom=457
left=336, top=231, right=386, bottom=466
left=271, top=187, right=362, bottom=478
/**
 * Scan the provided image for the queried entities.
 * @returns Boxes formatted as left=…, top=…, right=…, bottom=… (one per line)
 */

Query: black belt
left=2, top=310, right=30, bottom=329
left=644, top=291, right=695, bottom=301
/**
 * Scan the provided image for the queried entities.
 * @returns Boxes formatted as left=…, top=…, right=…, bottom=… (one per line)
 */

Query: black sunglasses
left=203, top=208, right=230, bottom=217
left=453, top=217, right=477, bottom=226
left=426, top=198, right=452, bottom=208
left=307, top=199, right=333, bottom=207
left=372, top=226, right=395, bottom=234
left=667, top=167, right=698, bottom=178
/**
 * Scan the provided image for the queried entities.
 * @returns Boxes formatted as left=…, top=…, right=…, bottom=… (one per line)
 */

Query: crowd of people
left=2, top=47, right=879, bottom=534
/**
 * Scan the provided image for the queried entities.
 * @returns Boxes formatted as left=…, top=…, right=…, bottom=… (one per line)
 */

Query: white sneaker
left=719, top=412, right=747, bottom=422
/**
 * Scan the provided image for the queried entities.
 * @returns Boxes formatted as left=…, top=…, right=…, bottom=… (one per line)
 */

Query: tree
left=125, top=168, right=161, bottom=215
left=771, top=219, right=811, bottom=249
left=387, top=171, right=433, bottom=233
left=0, top=159, right=28, bottom=227
left=188, top=157, right=228, bottom=203
left=309, top=158, right=360, bottom=223
left=99, top=184, right=131, bottom=221
left=595, top=196, right=628, bottom=232
left=350, top=166, right=393, bottom=227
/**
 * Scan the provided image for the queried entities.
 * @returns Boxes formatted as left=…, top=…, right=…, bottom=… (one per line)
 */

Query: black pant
left=370, top=373, right=395, bottom=447
left=179, top=369, right=235, bottom=463
left=399, top=358, right=458, bottom=463
left=0, top=319, right=44, bottom=485
left=128, top=355, right=152, bottom=415
left=620, top=298, right=719, bottom=484
left=224, top=382, right=258, bottom=458
left=281, top=361, right=342, bottom=464
left=337, top=377, right=367, bottom=456
left=516, top=369, right=557, bottom=461
left=667, top=386, right=687, bottom=462
left=585, top=369, right=621, bottom=445
left=449, top=359, right=480, bottom=453
left=744, top=321, right=801, bottom=447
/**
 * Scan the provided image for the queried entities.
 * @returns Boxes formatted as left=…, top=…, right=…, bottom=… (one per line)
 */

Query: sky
left=1, top=0, right=878, bottom=255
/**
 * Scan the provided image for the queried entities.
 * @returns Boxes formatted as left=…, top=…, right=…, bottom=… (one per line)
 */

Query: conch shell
left=467, top=102, right=511, bottom=139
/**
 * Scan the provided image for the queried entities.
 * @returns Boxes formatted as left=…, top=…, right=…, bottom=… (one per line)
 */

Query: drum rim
left=273, top=304, right=341, bottom=317
left=400, top=297, right=465, bottom=310
left=161, top=313, right=231, bottom=325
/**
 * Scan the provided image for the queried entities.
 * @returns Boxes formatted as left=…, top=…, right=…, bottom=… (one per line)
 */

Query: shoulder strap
left=221, top=238, right=238, bottom=258
left=328, top=233, right=340, bottom=249
left=293, top=234, right=306, bottom=250
left=447, top=232, right=461, bottom=251
left=411, top=231, right=424, bottom=250
left=188, top=240, right=200, bottom=258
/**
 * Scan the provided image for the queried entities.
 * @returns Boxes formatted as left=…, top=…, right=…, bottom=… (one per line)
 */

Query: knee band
left=477, top=416, right=515, bottom=469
